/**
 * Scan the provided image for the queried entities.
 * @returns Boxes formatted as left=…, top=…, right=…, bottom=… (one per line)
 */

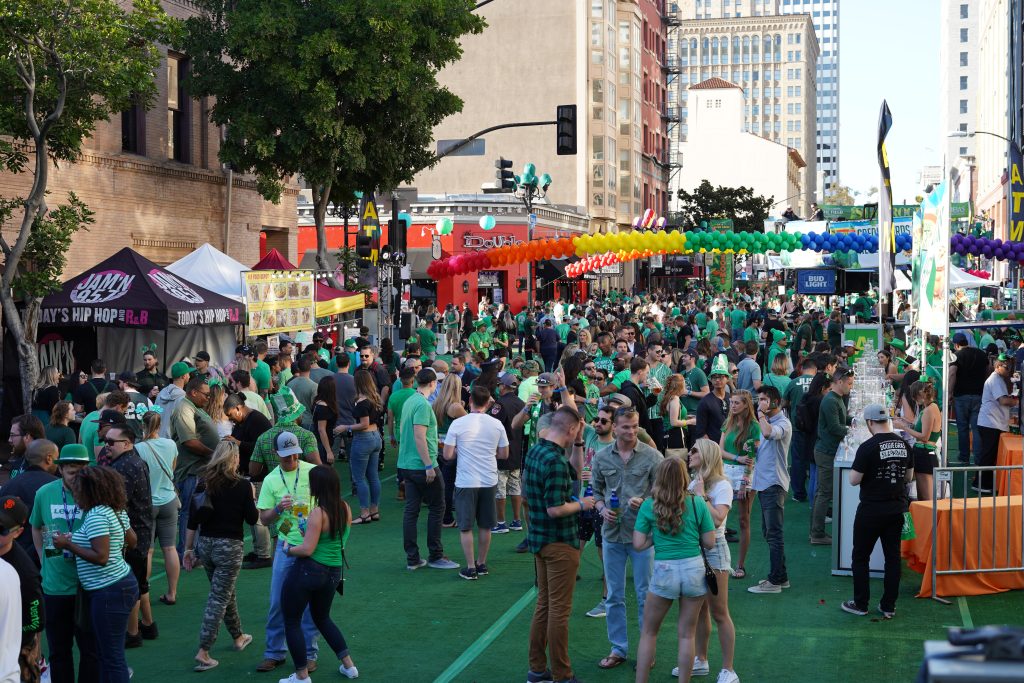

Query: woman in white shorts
left=686, top=439, right=739, bottom=683
left=632, top=457, right=715, bottom=683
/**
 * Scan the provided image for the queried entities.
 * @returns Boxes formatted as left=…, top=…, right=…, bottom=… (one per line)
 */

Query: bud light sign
left=796, top=268, right=836, bottom=295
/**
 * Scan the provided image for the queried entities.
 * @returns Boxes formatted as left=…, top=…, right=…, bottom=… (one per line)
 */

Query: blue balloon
left=800, top=234, right=811, bottom=248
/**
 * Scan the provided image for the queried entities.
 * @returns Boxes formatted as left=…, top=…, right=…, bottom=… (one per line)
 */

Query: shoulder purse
left=692, top=496, right=718, bottom=596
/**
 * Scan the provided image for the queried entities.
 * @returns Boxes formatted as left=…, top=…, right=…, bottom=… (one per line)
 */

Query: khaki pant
left=529, top=542, right=581, bottom=681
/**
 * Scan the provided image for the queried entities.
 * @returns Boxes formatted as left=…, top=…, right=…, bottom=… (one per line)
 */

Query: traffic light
left=495, top=157, right=516, bottom=191
left=355, top=229, right=373, bottom=267
left=556, top=104, right=577, bottom=156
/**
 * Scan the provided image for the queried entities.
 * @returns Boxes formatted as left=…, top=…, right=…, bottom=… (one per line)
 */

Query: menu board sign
left=242, top=270, right=315, bottom=334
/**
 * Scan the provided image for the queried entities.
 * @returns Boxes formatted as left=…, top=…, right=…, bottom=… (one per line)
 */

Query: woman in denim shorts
left=632, top=457, right=716, bottom=683
left=687, top=439, right=740, bottom=683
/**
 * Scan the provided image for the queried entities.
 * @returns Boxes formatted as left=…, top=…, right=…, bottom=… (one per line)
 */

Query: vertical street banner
left=877, top=101, right=896, bottom=299
left=708, top=219, right=734, bottom=293
left=911, top=181, right=950, bottom=335
left=1010, top=141, right=1024, bottom=241
left=358, top=192, right=380, bottom=288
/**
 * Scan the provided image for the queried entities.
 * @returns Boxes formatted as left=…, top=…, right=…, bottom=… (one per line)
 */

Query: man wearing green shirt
left=555, top=320, right=571, bottom=344
left=29, top=444, right=97, bottom=683
left=398, top=369, right=458, bottom=570
left=468, top=321, right=492, bottom=358
left=414, top=321, right=437, bottom=361
left=730, top=305, right=748, bottom=342
left=811, top=368, right=853, bottom=544
left=743, top=318, right=762, bottom=346
left=593, top=332, right=617, bottom=375
left=826, top=310, right=844, bottom=351
left=645, top=341, right=672, bottom=447
left=387, top=367, right=417, bottom=449
left=444, top=304, right=461, bottom=354
left=679, top=349, right=709, bottom=420
left=255, top=431, right=319, bottom=669
left=169, top=376, right=220, bottom=557
left=251, top=341, right=272, bottom=396
left=766, top=329, right=789, bottom=374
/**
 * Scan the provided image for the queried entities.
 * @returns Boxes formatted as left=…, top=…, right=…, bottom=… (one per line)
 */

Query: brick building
left=0, top=0, right=297, bottom=276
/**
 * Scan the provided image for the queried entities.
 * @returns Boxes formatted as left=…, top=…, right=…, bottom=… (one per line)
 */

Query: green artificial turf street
left=107, top=437, right=1022, bottom=683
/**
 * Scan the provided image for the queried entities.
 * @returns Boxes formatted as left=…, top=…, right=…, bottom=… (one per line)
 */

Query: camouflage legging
left=196, top=537, right=245, bottom=650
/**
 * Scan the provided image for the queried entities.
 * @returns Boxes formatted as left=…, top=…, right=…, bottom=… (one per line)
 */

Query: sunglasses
left=360, top=355, right=372, bottom=359
left=593, top=417, right=611, bottom=424
left=104, top=438, right=129, bottom=446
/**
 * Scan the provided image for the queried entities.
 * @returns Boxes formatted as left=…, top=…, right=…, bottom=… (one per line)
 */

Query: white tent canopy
left=894, top=265, right=991, bottom=291
left=167, top=243, right=247, bottom=301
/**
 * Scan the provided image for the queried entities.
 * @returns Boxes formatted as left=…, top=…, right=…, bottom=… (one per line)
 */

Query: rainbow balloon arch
left=424, top=228, right=1021, bottom=281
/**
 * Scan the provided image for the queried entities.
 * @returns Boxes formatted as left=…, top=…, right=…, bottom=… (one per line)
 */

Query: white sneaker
left=427, top=557, right=460, bottom=569
left=585, top=600, right=607, bottom=618
left=672, top=666, right=679, bottom=677
left=717, top=669, right=740, bottom=683
left=339, top=664, right=359, bottom=679
left=747, top=579, right=783, bottom=594
left=279, top=675, right=311, bottom=683
left=692, top=657, right=710, bottom=676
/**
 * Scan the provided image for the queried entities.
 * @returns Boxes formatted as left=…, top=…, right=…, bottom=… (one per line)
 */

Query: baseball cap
left=605, top=393, right=632, bottom=408
left=93, top=410, right=128, bottom=427
left=195, top=350, right=211, bottom=362
left=842, top=340, right=856, bottom=348
left=952, top=332, right=970, bottom=346
left=889, top=338, right=906, bottom=350
left=312, top=332, right=325, bottom=341
left=116, top=371, right=138, bottom=386
left=536, top=373, right=556, bottom=386
left=863, top=404, right=890, bottom=422
left=170, top=361, right=193, bottom=379
left=56, top=443, right=91, bottom=464
left=499, top=374, right=520, bottom=387
left=523, top=360, right=541, bottom=373
left=274, top=431, right=303, bottom=457
left=0, top=496, right=29, bottom=532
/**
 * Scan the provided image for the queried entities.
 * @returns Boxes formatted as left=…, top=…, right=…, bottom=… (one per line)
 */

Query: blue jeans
left=789, top=430, right=809, bottom=500
left=953, top=394, right=982, bottom=464
left=264, top=540, right=319, bottom=662
left=757, top=485, right=788, bottom=586
left=176, top=474, right=198, bottom=559
left=602, top=540, right=653, bottom=658
left=281, top=558, right=348, bottom=671
left=349, top=431, right=382, bottom=510
left=44, top=593, right=99, bottom=683
left=89, top=574, right=139, bottom=683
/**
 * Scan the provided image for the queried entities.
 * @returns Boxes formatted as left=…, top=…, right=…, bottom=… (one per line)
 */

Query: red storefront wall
left=297, top=218, right=587, bottom=312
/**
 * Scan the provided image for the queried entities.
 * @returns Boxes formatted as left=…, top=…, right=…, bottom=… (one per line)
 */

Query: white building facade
left=672, top=78, right=804, bottom=212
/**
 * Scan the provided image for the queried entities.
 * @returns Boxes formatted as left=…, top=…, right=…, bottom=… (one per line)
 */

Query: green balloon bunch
left=684, top=231, right=801, bottom=254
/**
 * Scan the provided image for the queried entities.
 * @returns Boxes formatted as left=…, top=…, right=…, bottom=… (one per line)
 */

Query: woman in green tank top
left=281, top=466, right=358, bottom=681
left=895, top=381, right=941, bottom=502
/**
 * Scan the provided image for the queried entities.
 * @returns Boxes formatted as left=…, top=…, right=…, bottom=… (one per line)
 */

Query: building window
left=960, top=27, right=968, bottom=42
left=960, top=51, right=968, bottom=67
left=960, top=3, right=968, bottom=19
left=592, top=136, right=604, bottom=160
left=167, top=54, right=190, bottom=163
left=960, top=99, right=968, bottom=114
left=121, top=99, right=145, bottom=155
left=959, top=146, right=968, bottom=155
left=960, top=75, right=968, bottom=90
left=959, top=122, right=968, bottom=132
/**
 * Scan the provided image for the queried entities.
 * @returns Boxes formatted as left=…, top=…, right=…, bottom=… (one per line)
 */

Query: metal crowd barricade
left=929, top=464, right=1024, bottom=605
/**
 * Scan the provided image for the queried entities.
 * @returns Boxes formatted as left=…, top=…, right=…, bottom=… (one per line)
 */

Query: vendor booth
left=38, top=248, right=243, bottom=374
left=252, top=249, right=365, bottom=318
left=167, top=243, right=248, bottom=302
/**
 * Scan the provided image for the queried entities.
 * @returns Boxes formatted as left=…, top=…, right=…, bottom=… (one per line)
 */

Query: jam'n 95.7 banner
left=243, top=270, right=315, bottom=334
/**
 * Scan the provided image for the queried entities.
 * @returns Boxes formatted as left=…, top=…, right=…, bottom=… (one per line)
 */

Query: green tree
left=0, top=0, right=174, bottom=410
left=674, top=180, right=774, bottom=233
left=824, top=183, right=856, bottom=206
left=180, top=0, right=485, bottom=283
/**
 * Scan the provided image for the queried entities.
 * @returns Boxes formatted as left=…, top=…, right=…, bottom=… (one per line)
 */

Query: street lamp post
left=514, top=162, right=552, bottom=311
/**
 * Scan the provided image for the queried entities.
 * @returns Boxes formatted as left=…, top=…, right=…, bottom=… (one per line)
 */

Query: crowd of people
left=0, top=282, right=1016, bottom=683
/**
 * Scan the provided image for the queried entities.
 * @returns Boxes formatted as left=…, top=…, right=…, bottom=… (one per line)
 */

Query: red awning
left=253, top=249, right=364, bottom=314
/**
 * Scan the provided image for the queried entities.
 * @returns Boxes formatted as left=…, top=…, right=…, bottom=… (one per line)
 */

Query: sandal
left=158, top=594, right=176, bottom=606
left=599, top=654, right=627, bottom=669
left=351, top=515, right=372, bottom=525
left=232, top=634, right=253, bottom=652
left=733, top=566, right=746, bottom=579
left=193, top=658, right=219, bottom=672
left=370, top=512, right=381, bottom=522
left=442, top=521, right=458, bottom=528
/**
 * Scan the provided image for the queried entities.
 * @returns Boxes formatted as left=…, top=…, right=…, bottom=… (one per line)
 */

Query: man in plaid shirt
left=523, top=406, right=595, bottom=683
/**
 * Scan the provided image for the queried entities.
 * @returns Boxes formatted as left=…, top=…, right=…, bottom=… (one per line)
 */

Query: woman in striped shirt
left=54, top=466, right=138, bottom=683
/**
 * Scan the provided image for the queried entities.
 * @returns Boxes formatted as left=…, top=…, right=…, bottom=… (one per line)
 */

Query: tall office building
left=669, top=1, right=819, bottom=213
left=940, top=0, right=978, bottom=167
left=412, top=0, right=670, bottom=234
left=976, top=0, right=1009, bottom=234
left=779, top=0, right=839, bottom=195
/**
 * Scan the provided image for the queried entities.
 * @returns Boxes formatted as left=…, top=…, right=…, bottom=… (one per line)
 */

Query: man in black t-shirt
left=842, top=404, right=912, bottom=620
left=950, top=332, right=991, bottom=465
left=73, top=358, right=114, bottom=414
left=0, top=496, right=44, bottom=682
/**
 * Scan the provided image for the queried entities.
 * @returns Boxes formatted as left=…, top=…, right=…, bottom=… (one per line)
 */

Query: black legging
left=976, top=425, right=1003, bottom=490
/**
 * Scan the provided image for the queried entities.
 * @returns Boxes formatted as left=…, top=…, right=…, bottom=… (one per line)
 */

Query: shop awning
left=253, top=249, right=365, bottom=316
left=535, top=257, right=578, bottom=281
left=407, top=249, right=434, bottom=278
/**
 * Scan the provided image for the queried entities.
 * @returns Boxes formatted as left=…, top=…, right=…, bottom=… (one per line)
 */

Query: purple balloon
left=995, top=247, right=1005, bottom=260
left=995, top=238, right=1004, bottom=248
left=983, top=245, right=994, bottom=257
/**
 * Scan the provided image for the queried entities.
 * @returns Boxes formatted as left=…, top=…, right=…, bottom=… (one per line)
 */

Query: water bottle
left=583, top=465, right=593, bottom=498
left=608, top=490, right=620, bottom=525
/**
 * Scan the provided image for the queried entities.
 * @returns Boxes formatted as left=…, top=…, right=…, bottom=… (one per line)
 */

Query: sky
left=839, top=0, right=940, bottom=203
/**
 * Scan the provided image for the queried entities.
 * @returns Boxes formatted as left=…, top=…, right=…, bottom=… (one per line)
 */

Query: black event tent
left=40, top=247, right=243, bottom=329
